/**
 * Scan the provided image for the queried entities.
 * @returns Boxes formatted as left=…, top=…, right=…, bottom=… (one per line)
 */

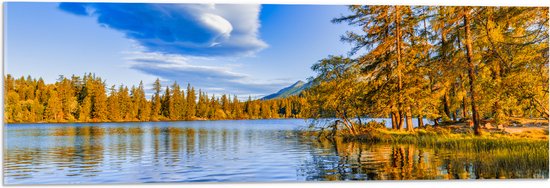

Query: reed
left=323, top=127, right=549, bottom=152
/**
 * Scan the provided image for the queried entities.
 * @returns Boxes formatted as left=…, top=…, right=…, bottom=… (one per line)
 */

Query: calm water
left=3, top=119, right=548, bottom=184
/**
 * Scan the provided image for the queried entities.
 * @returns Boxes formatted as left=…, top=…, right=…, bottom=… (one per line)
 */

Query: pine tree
left=185, top=83, right=196, bottom=119
left=44, top=89, right=63, bottom=122
left=151, top=78, right=162, bottom=121
left=196, top=90, right=208, bottom=118
left=332, top=5, right=420, bottom=131
left=461, top=7, right=482, bottom=135
left=56, top=76, right=78, bottom=121
left=171, top=82, right=184, bottom=120
left=90, top=77, right=108, bottom=121
left=221, top=94, right=231, bottom=118
left=160, top=86, right=172, bottom=119
left=137, top=81, right=151, bottom=121
left=118, top=85, right=132, bottom=120
left=232, top=95, right=242, bottom=119
left=107, top=85, right=121, bottom=121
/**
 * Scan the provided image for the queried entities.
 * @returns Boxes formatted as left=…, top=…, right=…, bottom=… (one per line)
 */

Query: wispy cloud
left=126, top=51, right=290, bottom=97
left=59, top=3, right=267, bottom=56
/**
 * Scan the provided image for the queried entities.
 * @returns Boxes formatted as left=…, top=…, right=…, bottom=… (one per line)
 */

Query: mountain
left=262, top=80, right=311, bottom=100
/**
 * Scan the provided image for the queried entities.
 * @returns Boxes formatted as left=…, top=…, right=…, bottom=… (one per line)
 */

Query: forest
left=3, top=6, right=549, bottom=138
left=3, top=74, right=308, bottom=123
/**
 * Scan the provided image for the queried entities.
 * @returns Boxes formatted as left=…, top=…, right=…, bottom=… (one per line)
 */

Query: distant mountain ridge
left=262, top=80, right=311, bottom=100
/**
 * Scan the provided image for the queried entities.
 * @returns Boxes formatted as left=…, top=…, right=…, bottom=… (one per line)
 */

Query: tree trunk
left=337, top=111, right=356, bottom=135
left=343, top=117, right=356, bottom=135
left=486, top=8, right=505, bottom=124
left=443, top=93, right=452, bottom=120
left=417, top=116, right=424, bottom=128
left=462, top=96, right=468, bottom=119
left=440, top=18, right=452, bottom=122
left=341, top=117, right=356, bottom=135
left=463, top=7, right=481, bottom=136
left=395, top=6, right=404, bottom=132
left=405, top=107, right=414, bottom=132
left=398, top=112, right=405, bottom=130
left=457, top=32, right=468, bottom=122
left=394, top=111, right=404, bottom=130
left=391, top=111, right=398, bottom=130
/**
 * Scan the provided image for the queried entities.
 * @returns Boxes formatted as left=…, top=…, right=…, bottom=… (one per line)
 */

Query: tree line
left=305, top=6, right=548, bottom=135
left=4, top=74, right=308, bottom=123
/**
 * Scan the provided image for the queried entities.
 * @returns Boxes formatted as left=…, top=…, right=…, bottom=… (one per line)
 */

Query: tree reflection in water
left=298, top=137, right=548, bottom=180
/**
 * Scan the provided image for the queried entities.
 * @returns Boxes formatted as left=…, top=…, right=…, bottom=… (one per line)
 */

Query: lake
left=3, top=119, right=548, bottom=184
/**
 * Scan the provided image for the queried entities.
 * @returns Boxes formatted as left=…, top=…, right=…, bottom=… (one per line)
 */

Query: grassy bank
left=307, top=121, right=548, bottom=152
left=345, top=129, right=547, bottom=151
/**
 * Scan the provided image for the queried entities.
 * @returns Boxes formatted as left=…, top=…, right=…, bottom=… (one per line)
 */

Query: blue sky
left=4, top=2, right=356, bottom=98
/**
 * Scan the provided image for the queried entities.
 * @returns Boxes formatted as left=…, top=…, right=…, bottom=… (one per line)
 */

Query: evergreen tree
left=107, top=85, right=121, bottom=121
left=136, top=81, right=151, bottom=121
left=151, top=78, right=162, bottom=121
left=90, top=76, right=108, bottom=121
left=160, top=86, right=173, bottom=119
left=44, top=89, right=63, bottom=122
left=118, top=85, right=132, bottom=120
left=171, top=82, right=184, bottom=120
left=196, top=90, right=209, bottom=118
left=332, top=5, right=420, bottom=131
left=56, top=76, right=78, bottom=121
left=186, top=83, right=196, bottom=119
left=232, top=95, right=242, bottom=119
left=221, top=94, right=231, bottom=118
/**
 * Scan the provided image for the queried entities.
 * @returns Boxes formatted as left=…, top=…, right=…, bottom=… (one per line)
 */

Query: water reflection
left=3, top=120, right=548, bottom=184
left=298, top=137, right=548, bottom=180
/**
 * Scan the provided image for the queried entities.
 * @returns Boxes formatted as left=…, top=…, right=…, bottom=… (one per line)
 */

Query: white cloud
left=126, top=51, right=291, bottom=97
left=60, top=3, right=268, bottom=56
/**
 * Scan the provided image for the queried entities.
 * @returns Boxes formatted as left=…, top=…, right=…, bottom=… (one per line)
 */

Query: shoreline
left=6, top=118, right=549, bottom=144
left=307, top=124, right=549, bottom=146
left=3, top=117, right=311, bottom=125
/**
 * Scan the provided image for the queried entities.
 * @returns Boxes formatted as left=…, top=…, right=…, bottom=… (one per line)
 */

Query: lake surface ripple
left=4, top=119, right=548, bottom=184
